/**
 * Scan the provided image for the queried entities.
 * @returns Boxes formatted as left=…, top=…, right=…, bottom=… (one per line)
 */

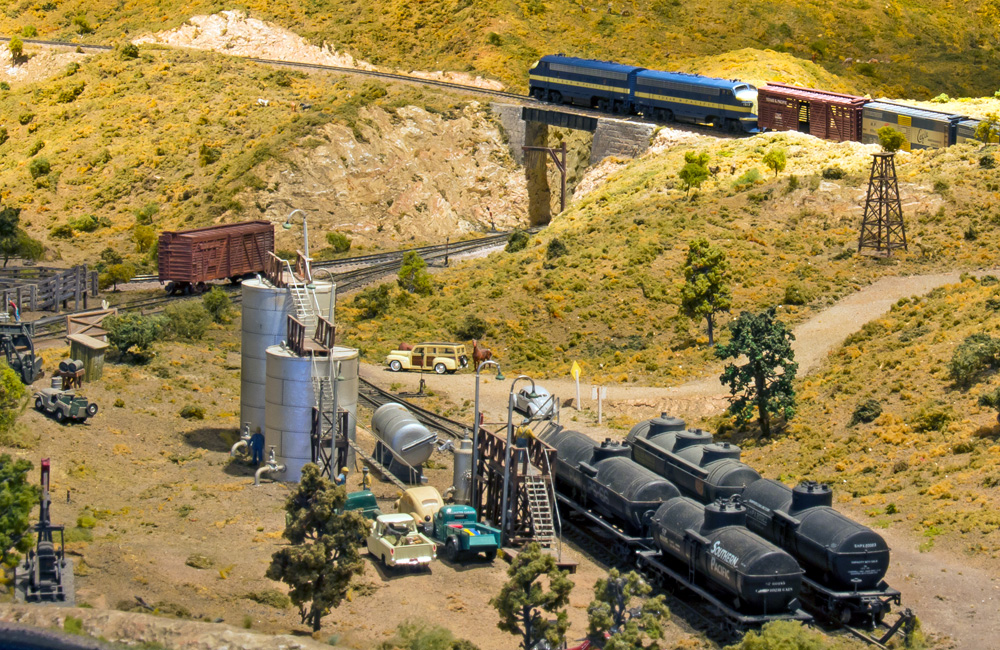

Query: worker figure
left=335, top=467, right=349, bottom=486
left=249, top=429, right=265, bottom=466
left=514, top=424, right=534, bottom=448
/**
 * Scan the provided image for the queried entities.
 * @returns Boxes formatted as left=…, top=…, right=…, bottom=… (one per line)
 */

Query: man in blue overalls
left=249, top=428, right=265, bottom=466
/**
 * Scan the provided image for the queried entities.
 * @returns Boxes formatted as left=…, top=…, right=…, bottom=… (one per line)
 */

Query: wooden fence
left=0, top=265, right=99, bottom=313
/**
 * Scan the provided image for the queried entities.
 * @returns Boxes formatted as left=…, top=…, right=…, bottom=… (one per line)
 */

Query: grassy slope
left=737, top=277, right=1000, bottom=553
left=342, top=133, right=1000, bottom=384
left=1, top=0, right=999, bottom=99
left=0, top=46, right=473, bottom=268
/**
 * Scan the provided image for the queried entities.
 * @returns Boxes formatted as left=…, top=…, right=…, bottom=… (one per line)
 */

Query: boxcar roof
left=637, top=68, right=749, bottom=90
left=865, top=101, right=965, bottom=122
left=160, top=220, right=273, bottom=241
left=760, top=83, right=866, bottom=105
left=539, top=54, right=644, bottom=75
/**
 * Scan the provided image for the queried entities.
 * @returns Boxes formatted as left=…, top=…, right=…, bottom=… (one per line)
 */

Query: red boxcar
left=158, top=221, right=274, bottom=294
left=758, top=83, right=866, bottom=143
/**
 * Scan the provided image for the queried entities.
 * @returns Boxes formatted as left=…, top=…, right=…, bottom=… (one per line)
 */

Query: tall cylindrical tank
left=328, top=346, right=359, bottom=468
left=241, top=278, right=335, bottom=436
left=371, top=403, right=436, bottom=468
left=452, top=436, right=473, bottom=504
left=264, top=344, right=330, bottom=482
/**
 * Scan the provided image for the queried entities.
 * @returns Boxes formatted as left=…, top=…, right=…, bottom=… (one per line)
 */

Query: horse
left=398, top=342, right=414, bottom=351
left=471, top=339, right=492, bottom=368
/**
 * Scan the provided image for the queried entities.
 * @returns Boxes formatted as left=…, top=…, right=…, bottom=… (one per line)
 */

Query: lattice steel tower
left=858, top=151, right=907, bottom=256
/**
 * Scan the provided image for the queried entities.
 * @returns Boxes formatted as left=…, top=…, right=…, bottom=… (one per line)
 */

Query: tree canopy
left=587, top=568, right=669, bottom=650
left=975, top=113, right=1000, bottom=144
left=398, top=251, right=433, bottom=296
left=678, top=151, right=710, bottom=195
left=762, top=147, right=787, bottom=177
left=266, top=464, right=367, bottom=632
left=715, top=308, right=798, bottom=437
left=877, top=126, right=906, bottom=153
left=0, top=205, right=44, bottom=267
left=490, top=542, right=574, bottom=649
left=680, top=238, right=731, bottom=345
left=1, top=455, right=38, bottom=570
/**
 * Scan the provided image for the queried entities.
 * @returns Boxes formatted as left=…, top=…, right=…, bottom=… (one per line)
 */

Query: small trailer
left=431, top=505, right=501, bottom=562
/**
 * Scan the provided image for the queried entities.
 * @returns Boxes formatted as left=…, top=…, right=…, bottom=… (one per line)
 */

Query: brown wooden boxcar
left=758, top=83, right=866, bottom=143
left=158, top=221, right=274, bottom=293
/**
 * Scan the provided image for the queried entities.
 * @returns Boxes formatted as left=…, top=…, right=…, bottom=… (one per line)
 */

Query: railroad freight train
left=528, top=54, right=1000, bottom=150
left=158, top=221, right=274, bottom=294
left=538, top=428, right=810, bottom=627
left=626, top=414, right=899, bottom=624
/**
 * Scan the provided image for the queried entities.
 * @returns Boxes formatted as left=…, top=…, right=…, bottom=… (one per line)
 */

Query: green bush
left=179, top=405, right=205, bottom=420
left=72, top=15, right=93, bottom=34
left=21, top=25, right=37, bottom=37
left=242, top=589, right=291, bottom=609
left=0, top=127, right=7, bottom=146
left=0, top=82, right=9, bottom=91
left=133, top=202, right=158, bottom=225
left=505, top=229, right=529, bottom=253
left=28, top=157, right=50, bottom=179
left=8, top=37, right=23, bottom=59
left=821, top=166, right=846, bottom=179
left=877, top=126, right=906, bottom=152
left=18, top=112, right=33, bottom=125
left=133, top=225, right=155, bottom=253
left=117, top=42, right=139, bottom=60
left=732, top=167, right=761, bottom=189
left=453, top=314, right=489, bottom=341
left=70, top=214, right=106, bottom=233
left=948, top=333, right=1000, bottom=387
left=57, top=82, right=85, bottom=103
left=930, top=93, right=950, bottom=103
left=980, top=154, right=995, bottom=169
left=49, top=224, right=74, bottom=239
left=326, top=231, right=351, bottom=253
left=27, top=140, right=43, bottom=156
left=105, top=312, right=163, bottom=361
left=164, top=302, right=210, bottom=340
left=910, top=400, right=954, bottom=433
left=65, top=61, right=79, bottom=77
left=198, top=143, right=221, bottom=166
left=203, top=287, right=233, bottom=324
left=546, top=237, right=568, bottom=260
left=353, top=283, right=392, bottom=319
left=378, top=619, right=480, bottom=650
left=99, top=263, right=135, bottom=291
left=723, top=620, right=830, bottom=649
left=850, top=399, right=882, bottom=426
left=63, top=616, right=84, bottom=636
left=782, top=282, right=809, bottom=305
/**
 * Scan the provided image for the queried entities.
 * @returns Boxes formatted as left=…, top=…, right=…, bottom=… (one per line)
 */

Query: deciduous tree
left=678, top=151, right=710, bottom=195
left=715, top=308, right=798, bottom=437
left=491, top=542, right=573, bottom=649
left=762, top=147, right=786, bottom=177
left=0, top=362, right=27, bottom=440
left=587, top=568, right=669, bottom=650
left=397, top=251, right=433, bottom=296
left=877, top=126, right=906, bottom=153
left=266, top=464, right=367, bottom=632
left=680, top=238, right=731, bottom=345
left=1, top=455, right=38, bottom=572
left=975, top=113, right=1000, bottom=144
left=8, top=37, right=23, bottom=60
left=0, top=205, right=43, bottom=267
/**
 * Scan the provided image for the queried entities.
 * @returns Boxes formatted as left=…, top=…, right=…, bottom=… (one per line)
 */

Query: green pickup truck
left=431, top=505, right=502, bottom=562
left=340, top=489, right=383, bottom=520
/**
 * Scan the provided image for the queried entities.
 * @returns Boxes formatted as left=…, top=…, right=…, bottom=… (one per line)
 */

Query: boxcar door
left=197, top=240, right=227, bottom=282
left=411, top=346, right=425, bottom=369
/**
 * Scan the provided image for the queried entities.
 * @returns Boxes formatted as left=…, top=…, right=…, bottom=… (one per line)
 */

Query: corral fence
left=0, top=265, right=99, bottom=313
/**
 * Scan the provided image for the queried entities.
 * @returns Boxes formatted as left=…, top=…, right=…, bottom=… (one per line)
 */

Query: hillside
left=0, top=46, right=528, bottom=267
left=735, top=276, right=1000, bottom=556
left=341, top=128, right=1000, bottom=384
left=1, top=0, right=999, bottom=99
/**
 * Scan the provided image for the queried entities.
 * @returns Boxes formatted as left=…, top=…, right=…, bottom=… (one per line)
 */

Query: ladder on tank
left=310, top=356, right=343, bottom=479
left=524, top=474, right=557, bottom=550
left=279, top=257, right=321, bottom=332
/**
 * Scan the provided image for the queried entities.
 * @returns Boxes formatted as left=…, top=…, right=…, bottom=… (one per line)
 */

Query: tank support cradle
left=843, top=608, right=916, bottom=650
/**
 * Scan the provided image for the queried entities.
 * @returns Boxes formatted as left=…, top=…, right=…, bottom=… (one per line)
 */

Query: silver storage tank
left=264, top=344, right=330, bottom=482
left=327, top=346, right=359, bottom=467
left=452, top=436, right=473, bottom=504
left=241, top=278, right=335, bottom=435
left=371, top=402, right=437, bottom=468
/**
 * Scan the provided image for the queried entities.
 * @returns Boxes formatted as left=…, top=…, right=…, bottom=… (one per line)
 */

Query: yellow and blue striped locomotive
left=528, top=54, right=759, bottom=133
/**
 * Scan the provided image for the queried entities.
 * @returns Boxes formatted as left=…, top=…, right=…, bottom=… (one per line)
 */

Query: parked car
left=394, top=486, right=445, bottom=532
left=431, top=505, right=502, bottom=562
left=33, top=388, right=98, bottom=424
left=338, top=489, right=383, bottom=520
left=366, top=513, right=437, bottom=569
left=514, top=385, right=556, bottom=420
left=385, top=342, right=469, bottom=374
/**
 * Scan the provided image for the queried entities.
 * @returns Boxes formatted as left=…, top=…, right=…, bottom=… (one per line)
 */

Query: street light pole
left=472, top=360, right=502, bottom=511
left=282, top=209, right=312, bottom=282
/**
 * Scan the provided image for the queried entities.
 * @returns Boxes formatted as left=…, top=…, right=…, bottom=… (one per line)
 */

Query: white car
left=513, top=385, right=556, bottom=420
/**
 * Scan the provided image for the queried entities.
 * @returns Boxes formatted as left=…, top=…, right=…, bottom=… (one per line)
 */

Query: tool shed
left=758, top=83, right=867, bottom=142
left=67, top=333, right=109, bottom=382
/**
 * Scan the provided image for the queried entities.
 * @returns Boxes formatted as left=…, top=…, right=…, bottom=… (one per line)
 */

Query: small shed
left=758, top=83, right=867, bottom=142
left=67, top=333, right=109, bottom=382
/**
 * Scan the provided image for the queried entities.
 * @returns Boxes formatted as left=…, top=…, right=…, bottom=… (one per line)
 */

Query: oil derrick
left=857, top=151, right=907, bottom=256
left=15, top=459, right=74, bottom=604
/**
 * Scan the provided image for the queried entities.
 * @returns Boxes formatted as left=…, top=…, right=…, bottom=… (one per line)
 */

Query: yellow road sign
left=571, top=361, right=581, bottom=381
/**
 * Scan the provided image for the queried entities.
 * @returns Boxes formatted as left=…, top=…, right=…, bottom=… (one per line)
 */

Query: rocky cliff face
left=250, top=102, right=530, bottom=253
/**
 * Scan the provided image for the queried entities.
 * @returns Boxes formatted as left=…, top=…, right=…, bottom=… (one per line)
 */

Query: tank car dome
left=626, top=413, right=686, bottom=443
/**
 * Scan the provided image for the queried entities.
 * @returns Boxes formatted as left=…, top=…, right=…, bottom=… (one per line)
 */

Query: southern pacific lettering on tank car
left=528, top=54, right=998, bottom=149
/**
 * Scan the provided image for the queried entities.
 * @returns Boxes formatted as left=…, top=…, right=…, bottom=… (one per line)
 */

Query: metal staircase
left=524, top=474, right=557, bottom=548
left=279, top=257, right=320, bottom=332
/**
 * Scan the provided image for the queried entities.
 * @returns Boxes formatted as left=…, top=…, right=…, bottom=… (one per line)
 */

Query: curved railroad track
left=357, top=377, right=469, bottom=440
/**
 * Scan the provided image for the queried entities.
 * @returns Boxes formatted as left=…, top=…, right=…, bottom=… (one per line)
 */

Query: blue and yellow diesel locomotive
left=528, top=54, right=759, bottom=133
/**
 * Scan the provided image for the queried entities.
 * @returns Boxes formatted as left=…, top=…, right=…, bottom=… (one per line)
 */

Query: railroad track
left=357, top=377, right=469, bottom=440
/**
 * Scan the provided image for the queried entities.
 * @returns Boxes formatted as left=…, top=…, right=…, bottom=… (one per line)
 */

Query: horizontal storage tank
left=742, top=480, right=890, bottom=590
left=651, top=497, right=803, bottom=614
left=241, top=278, right=334, bottom=436
left=371, top=403, right=436, bottom=468
left=264, top=344, right=331, bottom=482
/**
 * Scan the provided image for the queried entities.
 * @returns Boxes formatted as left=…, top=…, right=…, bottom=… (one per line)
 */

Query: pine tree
left=1, top=455, right=38, bottom=570
left=397, top=251, right=433, bottom=296
left=490, top=542, right=574, bottom=649
left=680, top=238, right=731, bottom=345
left=266, top=464, right=368, bottom=632
left=715, top=308, right=798, bottom=437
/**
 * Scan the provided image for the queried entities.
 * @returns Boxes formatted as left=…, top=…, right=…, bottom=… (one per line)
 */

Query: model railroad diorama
left=10, top=33, right=1000, bottom=649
